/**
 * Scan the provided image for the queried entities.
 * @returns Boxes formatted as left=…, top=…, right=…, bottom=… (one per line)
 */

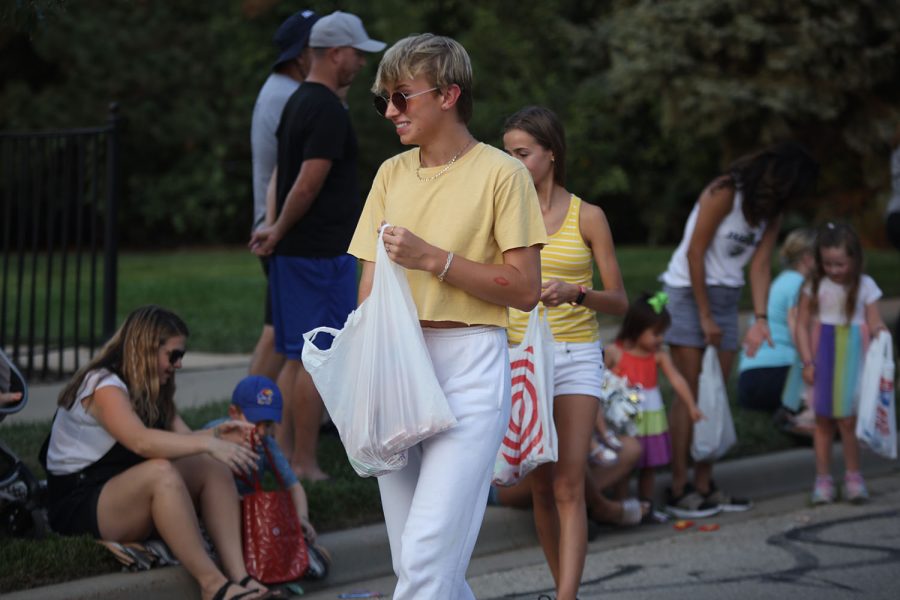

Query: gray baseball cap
left=309, top=11, right=386, bottom=52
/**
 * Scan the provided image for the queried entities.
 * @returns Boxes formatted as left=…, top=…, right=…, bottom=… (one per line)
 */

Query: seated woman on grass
left=43, top=305, right=270, bottom=600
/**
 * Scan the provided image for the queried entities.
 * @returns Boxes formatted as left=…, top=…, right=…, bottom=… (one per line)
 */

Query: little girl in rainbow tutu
left=604, top=291, right=705, bottom=520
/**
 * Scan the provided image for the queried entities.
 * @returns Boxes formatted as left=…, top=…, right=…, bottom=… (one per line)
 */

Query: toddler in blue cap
left=206, top=375, right=316, bottom=541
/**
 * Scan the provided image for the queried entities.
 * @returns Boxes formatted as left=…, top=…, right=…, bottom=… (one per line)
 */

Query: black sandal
left=238, top=576, right=284, bottom=599
left=212, top=581, right=257, bottom=600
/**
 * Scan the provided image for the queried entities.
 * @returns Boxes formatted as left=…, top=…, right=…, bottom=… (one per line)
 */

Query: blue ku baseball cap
left=231, top=375, right=283, bottom=424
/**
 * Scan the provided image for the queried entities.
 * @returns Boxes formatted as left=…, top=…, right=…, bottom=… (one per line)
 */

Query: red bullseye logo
left=501, top=346, right=544, bottom=467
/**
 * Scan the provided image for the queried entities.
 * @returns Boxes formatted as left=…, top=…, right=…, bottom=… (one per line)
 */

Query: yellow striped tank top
left=508, top=195, right=599, bottom=344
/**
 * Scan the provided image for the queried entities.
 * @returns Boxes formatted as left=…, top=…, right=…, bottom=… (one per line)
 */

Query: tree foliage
left=2, top=0, right=898, bottom=245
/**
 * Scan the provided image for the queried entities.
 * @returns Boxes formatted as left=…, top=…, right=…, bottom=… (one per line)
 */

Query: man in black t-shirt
left=250, top=11, right=385, bottom=481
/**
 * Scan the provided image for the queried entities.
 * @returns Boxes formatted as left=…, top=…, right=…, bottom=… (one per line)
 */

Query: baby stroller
left=0, top=349, right=49, bottom=537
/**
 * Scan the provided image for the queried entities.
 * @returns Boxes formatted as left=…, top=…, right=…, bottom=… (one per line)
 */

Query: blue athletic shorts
left=270, top=254, right=357, bottom=361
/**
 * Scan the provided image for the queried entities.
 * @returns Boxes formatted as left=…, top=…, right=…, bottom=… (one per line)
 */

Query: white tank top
left=46, top=369, right=129, bottom=475
left=661, top=190, right=765, bottom=288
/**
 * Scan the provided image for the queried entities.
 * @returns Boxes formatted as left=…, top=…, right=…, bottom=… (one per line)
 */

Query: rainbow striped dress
left=614, top=343, right=670, bottom=468
left=807, top=275, right=882, bottom=418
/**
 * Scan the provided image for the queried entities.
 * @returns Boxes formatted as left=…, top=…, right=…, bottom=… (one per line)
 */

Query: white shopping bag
left=691, top=346, right=737, bottom=462
left=301, top=226, right=458, bottom=477
left=492, top=307, right=556, bottom=486
left=856, top=331, right=896, bottom=459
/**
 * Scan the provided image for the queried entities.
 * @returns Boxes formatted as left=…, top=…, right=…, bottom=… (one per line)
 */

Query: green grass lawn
left=2, top=249, right=265, bottom=355
left=4, top=245, right=898, bottom=354
left=156, top=246, right=900, bottom=324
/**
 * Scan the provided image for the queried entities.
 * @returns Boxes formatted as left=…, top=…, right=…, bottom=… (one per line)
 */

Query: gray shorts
left=663, top=284, right=742, bottom=351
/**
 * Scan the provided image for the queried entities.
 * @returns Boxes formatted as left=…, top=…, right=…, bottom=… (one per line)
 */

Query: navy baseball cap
left=231, top=375, right=283, bottom=424
left=273, top=9, right=320, bottom=69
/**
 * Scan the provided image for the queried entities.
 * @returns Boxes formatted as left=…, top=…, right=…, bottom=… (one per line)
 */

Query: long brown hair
left=58, top=305, right=188, bottom=427
left=713, top=141, right=819, bottom=226
left=808, top=222, right=863, bottom=323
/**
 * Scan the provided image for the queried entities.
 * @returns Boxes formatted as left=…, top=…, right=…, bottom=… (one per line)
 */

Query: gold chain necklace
left=416, top=140, right=473, bottom=182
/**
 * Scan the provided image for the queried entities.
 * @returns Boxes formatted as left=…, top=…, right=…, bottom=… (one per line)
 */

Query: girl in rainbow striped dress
left=796, top=223, right=887, bottom=504
left=604, top=292, right=703, bottom=511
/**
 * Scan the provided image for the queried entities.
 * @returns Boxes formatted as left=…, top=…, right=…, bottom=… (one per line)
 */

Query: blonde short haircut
left=372, top=34, right=473, bottom=124
left=779, top=227, right=815, bottom=269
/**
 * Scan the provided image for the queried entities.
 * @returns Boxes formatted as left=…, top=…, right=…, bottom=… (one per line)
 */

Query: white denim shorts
left=552, top=340, right=605, bottom=398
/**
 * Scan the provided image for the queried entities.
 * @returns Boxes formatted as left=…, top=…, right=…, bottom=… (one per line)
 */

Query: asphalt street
left=305, top=472, right=900, bottom=600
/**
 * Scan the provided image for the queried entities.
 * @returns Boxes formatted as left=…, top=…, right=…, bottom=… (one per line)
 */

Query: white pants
left=379, top=326, right=510, bottom=600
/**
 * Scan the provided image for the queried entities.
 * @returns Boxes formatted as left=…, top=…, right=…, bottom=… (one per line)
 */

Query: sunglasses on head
left=372, top=87, right=438, bottom=116
left=168, top=349, right=186, bottom=366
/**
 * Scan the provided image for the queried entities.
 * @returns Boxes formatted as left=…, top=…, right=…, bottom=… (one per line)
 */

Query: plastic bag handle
left=303, top=326, right=342, bottom=345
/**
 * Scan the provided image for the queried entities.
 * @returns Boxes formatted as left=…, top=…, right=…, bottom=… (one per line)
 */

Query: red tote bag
left=238, top=433, right=309, bottom=584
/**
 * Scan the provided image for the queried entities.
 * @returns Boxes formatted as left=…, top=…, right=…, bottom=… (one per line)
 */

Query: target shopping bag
left=492, top=308, right=556, bottom=486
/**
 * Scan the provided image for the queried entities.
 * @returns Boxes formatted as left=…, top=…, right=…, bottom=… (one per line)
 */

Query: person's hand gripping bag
left=302, top=225, right=457, bottom=477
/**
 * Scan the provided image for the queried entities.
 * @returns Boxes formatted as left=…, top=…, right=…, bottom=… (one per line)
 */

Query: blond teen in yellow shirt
left=347, top=35, right=546, bottom=600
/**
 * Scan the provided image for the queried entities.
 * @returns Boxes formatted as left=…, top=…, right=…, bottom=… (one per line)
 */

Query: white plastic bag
left=492, top=308, right=556, bottom=486
left=691, top=346, right=737, bottom=462
left=856, top=330, right=896, bottom=459
left=301, top=226, right=457, bottom=477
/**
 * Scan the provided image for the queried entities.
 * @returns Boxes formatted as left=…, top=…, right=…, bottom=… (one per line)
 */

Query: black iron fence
left=1, top=104, right=120, bottom=381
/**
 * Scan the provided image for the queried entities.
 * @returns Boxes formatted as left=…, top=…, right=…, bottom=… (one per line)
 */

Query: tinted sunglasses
left=168, top=349, right=186, bottom=366
left=372, top=87, right=438, bottom=116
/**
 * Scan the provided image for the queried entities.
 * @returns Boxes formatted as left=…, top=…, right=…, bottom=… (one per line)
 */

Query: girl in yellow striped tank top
left=503, top=106, right=628, bottom=600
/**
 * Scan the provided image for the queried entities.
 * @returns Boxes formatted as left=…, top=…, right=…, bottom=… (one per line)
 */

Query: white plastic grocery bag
left=691, top=346, right=737, bottom=462
left=301, top=226, right=457, bottom=477
left=492, top=307, right=556, bottom=486
left=856, top=330, right=896, bottom=459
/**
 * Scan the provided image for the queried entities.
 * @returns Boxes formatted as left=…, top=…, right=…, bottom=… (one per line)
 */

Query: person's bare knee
left=175, top=454, right=235, bottom=499
left=552, top=473, right=584, bottom=507
left=145, top=458, right=188, bottom=496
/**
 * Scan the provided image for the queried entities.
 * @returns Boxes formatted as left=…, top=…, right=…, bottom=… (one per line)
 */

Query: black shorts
left=46, top=451, right=143, bottom=538
left=47, top=470, right=110, bottom=538
left=737, top=366, right=790, bottom=413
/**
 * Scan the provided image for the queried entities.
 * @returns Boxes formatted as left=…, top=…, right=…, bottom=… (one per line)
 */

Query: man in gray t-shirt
left=248, top=9, right=319, bottom=380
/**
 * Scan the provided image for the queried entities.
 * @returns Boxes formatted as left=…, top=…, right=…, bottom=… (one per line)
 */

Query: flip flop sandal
left=238, top=576, right=284, bottom=599
left=96, top=540, right=136, bottom=569
left=212, top=581, right=257, bottom=600
left=144, top=538, right=180, bottom=566
left=123, top=543, right=159, bottom=570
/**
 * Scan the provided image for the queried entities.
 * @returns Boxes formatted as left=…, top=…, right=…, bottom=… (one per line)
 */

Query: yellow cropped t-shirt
left=347, top=143, right=547, bottom=328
